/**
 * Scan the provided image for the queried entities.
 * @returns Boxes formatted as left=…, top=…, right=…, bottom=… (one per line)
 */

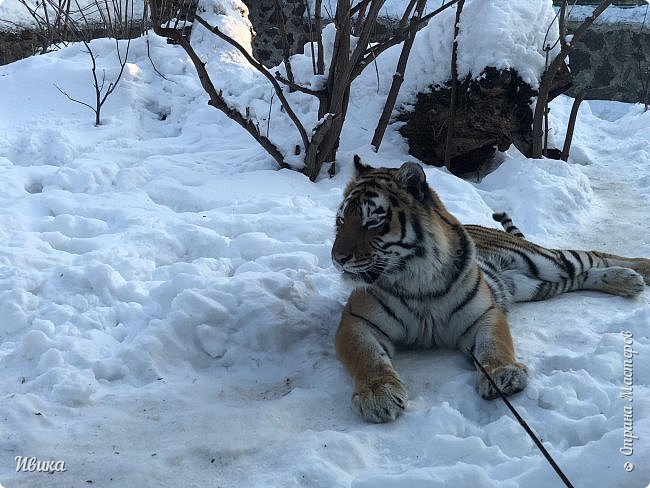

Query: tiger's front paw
left=478, top=362, right=529, bottom=400
left=352, top=378, right=408, bottom=423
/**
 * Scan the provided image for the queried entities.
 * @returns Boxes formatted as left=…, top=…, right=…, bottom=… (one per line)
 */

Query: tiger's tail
left=492, top=212, right=525, bottom=239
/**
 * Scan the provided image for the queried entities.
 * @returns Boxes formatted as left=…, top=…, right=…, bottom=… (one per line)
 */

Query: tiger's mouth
left=340, top=269, right=381, bottom=284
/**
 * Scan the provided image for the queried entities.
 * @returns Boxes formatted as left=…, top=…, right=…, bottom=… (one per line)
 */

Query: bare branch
left=99, top=68, right=106, bottom=93
left=398, top=0, right=418, bottom=28
left=18, top=0, right=46, bottom=28
left=73, top=0, right=93, bottom=32
left=352, top=0, right=369, bottom=36
left=558, top=0, right=568, bottom=50
left=149, top=0, right=452, bottom=181
left=103, top=0, right=114, bottom=33
left=275, top=73, right=326, bottom=98
left=54, top=83, right=98, bottom=113
left=347, top=0, right=385, bottom=75
left=193, top=14, right=311, bottom=152
left=542, top=2, right=562, bottom=53
left=351, top=0, right=372, bottom=16
left=371, top=0, right=426, bottom=151
left=99, top=36, right=131, bottom=108
left=370, top=44, right=380, bottom=93
left=267, top=91, right=275, bottom=138
left=353, top=0, right=459, bottom=80
left=146, top=38, right=170, bottom=80
left=42, top=0, right=52, bottom=44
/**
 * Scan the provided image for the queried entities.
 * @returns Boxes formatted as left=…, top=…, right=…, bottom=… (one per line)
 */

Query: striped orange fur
left=332, top=156, right=650, bottom=423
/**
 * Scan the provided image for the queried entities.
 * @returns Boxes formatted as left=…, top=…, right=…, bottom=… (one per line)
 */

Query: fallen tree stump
left=397, top=64, right=572, bottom=175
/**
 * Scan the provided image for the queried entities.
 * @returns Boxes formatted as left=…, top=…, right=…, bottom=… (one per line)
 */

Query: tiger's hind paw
left=478, top=362, right=529, bottom=401
left=630, top=258, right=650, bottom=286
left=352, top=378, right=408, bottom=423
left=600, top=267, right=645, bottom=297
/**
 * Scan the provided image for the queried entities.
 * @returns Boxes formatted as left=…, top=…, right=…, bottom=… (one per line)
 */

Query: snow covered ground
left=1, top=1, right=649, bottom=487
left=567, top=4, right=649, bottom=24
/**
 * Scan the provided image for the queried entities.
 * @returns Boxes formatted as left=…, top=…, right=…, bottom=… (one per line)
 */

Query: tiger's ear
left=353, top=155, right=371, bottom=178
left=397, top=162, right=428, bottom=202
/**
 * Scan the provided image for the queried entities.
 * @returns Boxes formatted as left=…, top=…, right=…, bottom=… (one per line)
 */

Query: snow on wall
left=0, top=0, right=146, bottom=29
left=567, top=4, right=650, bottom=24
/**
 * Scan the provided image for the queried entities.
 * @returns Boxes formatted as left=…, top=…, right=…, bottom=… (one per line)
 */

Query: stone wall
left=0, top=29, right=44, bottom=65
left=0, top=22, right=146, bottom=66
left=3, top=6, right=649, bottom=105
left=248, top=0, right=309, bottom=68
left=250, top=4, right=650, bottom=104
left=566, top=20, right=650, bottom=102
left=246, top=3, right=400, bottom=68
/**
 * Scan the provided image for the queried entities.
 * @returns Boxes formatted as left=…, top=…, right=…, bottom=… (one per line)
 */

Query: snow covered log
left=397, top=64, right=572, bottom=175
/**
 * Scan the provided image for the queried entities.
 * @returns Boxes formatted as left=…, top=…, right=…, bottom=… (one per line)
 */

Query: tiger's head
left=332, top=156, right=440, bottom=285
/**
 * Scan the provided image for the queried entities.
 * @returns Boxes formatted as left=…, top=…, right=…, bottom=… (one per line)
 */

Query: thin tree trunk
left=561, top=91, right=584, bottom=161
left=444, top=0, right=464, bottom=169
left=371, top=0, right=426, bottom=151
left=315, top=0, right=324, bottom=74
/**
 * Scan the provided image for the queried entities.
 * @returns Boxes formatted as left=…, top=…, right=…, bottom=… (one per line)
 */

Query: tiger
left=332, top=156, right=650, bottom=423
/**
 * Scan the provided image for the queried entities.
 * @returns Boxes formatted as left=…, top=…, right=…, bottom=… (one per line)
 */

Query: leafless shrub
left=149, top=0, right=458, bottom=181
left=531, top=0, right=613, bottom=158
left=21, top=0, right=139, bottom=125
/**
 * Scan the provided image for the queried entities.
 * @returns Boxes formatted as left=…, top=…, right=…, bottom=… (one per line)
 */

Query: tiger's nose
left=332, top=251, right=352, bottom=268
